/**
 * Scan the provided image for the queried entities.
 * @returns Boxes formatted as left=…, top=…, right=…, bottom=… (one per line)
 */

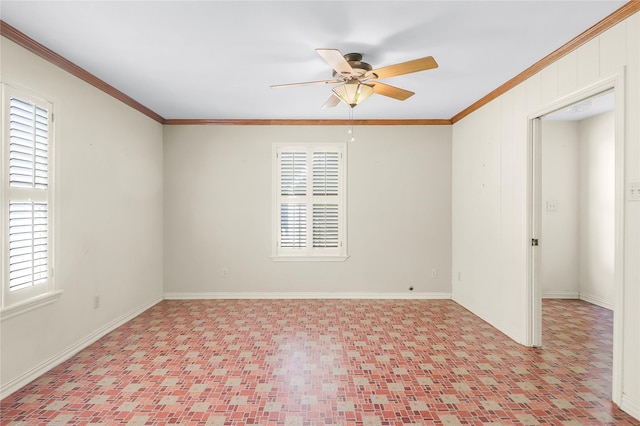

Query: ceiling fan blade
left=369, top=56, right=438, bottom=80
left=270, top=79, right=343, bottom=89
left=322, top=94, right=341, bottom=109
left=316, top=48, right=354, bottom=77
left=371, top=82, right=415, bottom=101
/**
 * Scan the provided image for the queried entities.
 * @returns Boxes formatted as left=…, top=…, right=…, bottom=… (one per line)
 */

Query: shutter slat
left=10, top=142, right=35, bottom=154
left=10, top=240, right=33, bottom=250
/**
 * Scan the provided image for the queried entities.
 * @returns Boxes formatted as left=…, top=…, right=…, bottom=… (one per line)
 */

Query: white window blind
left=2, top=88, right=54, bottom=308
left=274, top=144, right=347, bottom=260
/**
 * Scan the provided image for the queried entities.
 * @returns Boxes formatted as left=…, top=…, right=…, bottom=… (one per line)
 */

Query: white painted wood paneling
left=498, top=89, right=524, bottom=342
left=600, top=20, right=627, bottom=77
left=526, top=73, right=542, bottom=111
left=452, top=97, right=526, bottom=341
left=557, top=50, right=579, bottom=96
left=622, top=11, right=640, bottom=411
left=452, top=12, right=640, bottom=419
left=540, top=62, right=559, bottom=105
left=576, top=37, right=601, bottom=87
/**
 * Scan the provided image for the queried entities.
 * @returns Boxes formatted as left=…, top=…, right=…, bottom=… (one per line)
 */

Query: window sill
left=0, top=290, right=63, bottom=321
left=271, top=255, right=350, bottom=262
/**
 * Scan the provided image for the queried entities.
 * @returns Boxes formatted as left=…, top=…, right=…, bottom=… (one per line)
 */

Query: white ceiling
left=0, top=1, right=627, bottom=121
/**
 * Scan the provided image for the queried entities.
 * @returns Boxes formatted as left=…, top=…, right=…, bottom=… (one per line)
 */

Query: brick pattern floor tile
left=1, top=299, right=636, bottom=425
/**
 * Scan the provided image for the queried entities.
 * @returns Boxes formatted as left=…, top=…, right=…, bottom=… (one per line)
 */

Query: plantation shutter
left=280, top=203, right=307, bottom=248
left=312, top=152, right=338, bottom=196
left=279, top=152, right=308, bottom=248
left=275, top=145, right=346, bottom=259
left=311, top=151, right=339, bottom=248
left=5, top=94, right=51, bottom=293
left=9, top=97, right=49, bottom=189
left=312, top=204, right=338, bottom=248
left=280, top=152, right=307, bottom=196
left=8, top=202, right=48, bottom=291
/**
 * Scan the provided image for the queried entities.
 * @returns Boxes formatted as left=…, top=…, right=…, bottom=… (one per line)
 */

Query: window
left=1, top=85, right=57, bottom=314
left=273, top=143, right=347, bottom=261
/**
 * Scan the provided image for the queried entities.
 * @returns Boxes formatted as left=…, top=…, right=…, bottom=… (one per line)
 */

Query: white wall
left=540, top=120, right=580, bottom=298
left=163, top=125, right=452, bottom=297
left=452, top=11, right=640, bottom=418
left=0, top=38, right=164, bottom=397
left=579, top=111, right=615, bottom=307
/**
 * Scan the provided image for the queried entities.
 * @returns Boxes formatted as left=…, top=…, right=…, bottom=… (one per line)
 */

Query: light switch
left=629, top=182, right=640, bottom=202
left=546, top=201, right=557, bottom=212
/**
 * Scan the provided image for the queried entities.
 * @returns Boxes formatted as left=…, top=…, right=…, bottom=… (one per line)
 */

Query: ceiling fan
left=270, top=48, right=438, bottom=108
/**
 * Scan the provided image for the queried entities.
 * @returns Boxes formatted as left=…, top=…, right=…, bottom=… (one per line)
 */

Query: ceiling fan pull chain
left=349, top=109, right=355, bottom=143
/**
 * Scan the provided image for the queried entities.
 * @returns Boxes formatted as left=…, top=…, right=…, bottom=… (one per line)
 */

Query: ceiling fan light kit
left=332, top=82, right=375, bottom=108
left=271, top=48, right=438, bottom=109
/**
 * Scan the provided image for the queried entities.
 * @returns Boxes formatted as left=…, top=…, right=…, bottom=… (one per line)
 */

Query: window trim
left=1, top=84, right=58, bottom=315
left=271, top=142, right=348, bottom=261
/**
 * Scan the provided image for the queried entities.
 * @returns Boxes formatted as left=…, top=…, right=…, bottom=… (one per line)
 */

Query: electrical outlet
left=222, top=268, right=229, bottom=277
left=93, top=296, right=100, bottom=309
left=431, top=269, right=438, bottom=279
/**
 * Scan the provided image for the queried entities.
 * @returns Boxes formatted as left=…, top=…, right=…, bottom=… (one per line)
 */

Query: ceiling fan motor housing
left=332, top=53, right=373, bottom=79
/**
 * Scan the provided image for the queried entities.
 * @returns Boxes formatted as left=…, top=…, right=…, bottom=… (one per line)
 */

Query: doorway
left=540, top=91, right=615, bottom=307
left=528, top=76, right=625, bottom=405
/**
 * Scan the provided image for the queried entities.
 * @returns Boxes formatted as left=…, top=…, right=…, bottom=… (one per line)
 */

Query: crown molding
left=0, top=20, right=166, bottom=124
left=163, top=118, right=452, bottom=126
left=451, top=0, right=640, bottom=123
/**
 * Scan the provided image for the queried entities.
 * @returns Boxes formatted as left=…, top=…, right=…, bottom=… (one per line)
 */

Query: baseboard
left=542, top=292, right=613, bottom=310
left=621, top=393, right=640, bottom=422
left=580, top=293, right=614, bottom=310
left=0, top=297, right=163, bottom=400
left=163, top=291, right=452, bottom=300
left=542, top=291, right=579, bottom=299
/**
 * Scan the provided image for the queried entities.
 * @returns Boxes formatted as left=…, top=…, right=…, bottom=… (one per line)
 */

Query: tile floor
left=1, top=299, right=636, bottom=425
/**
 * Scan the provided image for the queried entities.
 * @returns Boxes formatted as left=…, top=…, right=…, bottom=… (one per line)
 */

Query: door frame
left=526, top=69, right=625, bottom=404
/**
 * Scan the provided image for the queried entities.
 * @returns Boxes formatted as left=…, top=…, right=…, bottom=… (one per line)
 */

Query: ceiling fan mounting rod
left=343, top=52, right=362, bottom=62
